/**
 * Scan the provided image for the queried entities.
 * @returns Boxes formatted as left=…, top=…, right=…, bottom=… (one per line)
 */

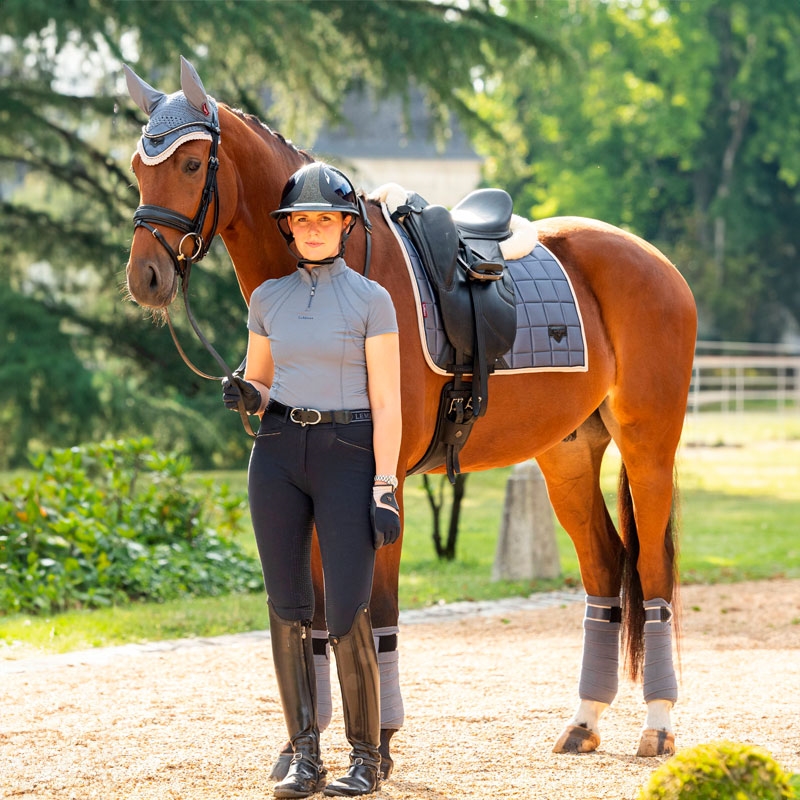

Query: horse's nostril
left=147, top=265, right=159, bottom=291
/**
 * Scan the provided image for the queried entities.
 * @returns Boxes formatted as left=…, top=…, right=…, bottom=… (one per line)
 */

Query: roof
left=312, top=88, right=480, bottom=161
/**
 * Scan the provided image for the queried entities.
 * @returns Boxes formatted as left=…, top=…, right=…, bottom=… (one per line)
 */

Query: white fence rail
left=689, top=341, right=800, bottom=413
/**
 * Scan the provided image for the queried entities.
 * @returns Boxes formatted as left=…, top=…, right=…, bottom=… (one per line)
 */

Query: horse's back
left=533, top=215, right=696, bottom=348
left=444, top=215, right=696, bottom=468
left=534, top=216, right=693, bottom=297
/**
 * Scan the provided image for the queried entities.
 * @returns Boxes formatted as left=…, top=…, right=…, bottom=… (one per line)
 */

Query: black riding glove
left=221, top=376, right=262, bottom=414
left=371, top=484, right=400, bottom=549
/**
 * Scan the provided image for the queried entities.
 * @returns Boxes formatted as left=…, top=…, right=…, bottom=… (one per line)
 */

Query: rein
left=132, top=125, right=257, bottom=437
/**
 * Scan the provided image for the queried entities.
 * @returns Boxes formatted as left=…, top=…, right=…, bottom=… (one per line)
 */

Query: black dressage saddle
left=391, top=188, right=518, bottom=479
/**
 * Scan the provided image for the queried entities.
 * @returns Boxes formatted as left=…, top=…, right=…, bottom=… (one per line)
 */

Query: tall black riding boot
left=269, top=601, right=326, bottom=799
left=323, top=605, right=381, bottom=797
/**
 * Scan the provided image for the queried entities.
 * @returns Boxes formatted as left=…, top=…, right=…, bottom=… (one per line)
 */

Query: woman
left=222, top=162, right=402, bottom=798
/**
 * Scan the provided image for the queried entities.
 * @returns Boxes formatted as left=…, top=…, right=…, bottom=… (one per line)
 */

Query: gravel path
left=2, top=579, right=798, bottom=799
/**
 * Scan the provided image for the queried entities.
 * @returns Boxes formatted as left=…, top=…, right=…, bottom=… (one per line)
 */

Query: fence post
left=493, top=460, right=560, bottom=581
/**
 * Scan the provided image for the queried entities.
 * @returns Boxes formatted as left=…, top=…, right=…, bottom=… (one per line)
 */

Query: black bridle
left=132, top=122, right=374, bottom=439
left=132, top=124, right=257, bottom=436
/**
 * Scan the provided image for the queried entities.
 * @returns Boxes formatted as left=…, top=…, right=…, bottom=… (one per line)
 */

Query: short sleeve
left=366, top=284, right=398, bottom=338
left=247, top=283, right=269, bottom=337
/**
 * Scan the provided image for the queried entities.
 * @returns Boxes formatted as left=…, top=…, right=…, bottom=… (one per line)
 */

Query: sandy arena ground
left=2, top=579, right=799, bottom=800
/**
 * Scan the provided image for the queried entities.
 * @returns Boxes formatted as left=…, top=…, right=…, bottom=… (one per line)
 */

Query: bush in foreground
left=638, top=740, right=798, bottom=799
left=0, top=438, right=262, bottom=614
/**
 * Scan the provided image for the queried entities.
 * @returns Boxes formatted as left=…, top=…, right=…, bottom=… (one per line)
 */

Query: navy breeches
left=247, top=413, right=376, bottom=637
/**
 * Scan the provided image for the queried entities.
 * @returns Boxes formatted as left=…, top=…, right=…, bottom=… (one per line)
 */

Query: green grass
left=0, top=593, right=270, bottom=657
left=2, top=412, right=799, bottom=658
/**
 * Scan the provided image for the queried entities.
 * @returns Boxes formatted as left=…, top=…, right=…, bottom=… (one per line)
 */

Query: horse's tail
left=618, top=462, right=681, bottom=682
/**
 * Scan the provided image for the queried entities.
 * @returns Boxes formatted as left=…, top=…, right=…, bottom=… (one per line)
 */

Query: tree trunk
left=423, top=473, right=468, bottom=561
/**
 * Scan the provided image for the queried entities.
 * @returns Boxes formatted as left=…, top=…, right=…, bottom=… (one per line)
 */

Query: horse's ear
left=123, top=63, right=165, bottom=116
left=180, top=56, right=211, bottom=115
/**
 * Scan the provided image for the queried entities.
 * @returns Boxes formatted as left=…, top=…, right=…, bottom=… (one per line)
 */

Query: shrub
left=638, top=740, right=798, bottom=800
left=0, top=438, right=262, bottom=614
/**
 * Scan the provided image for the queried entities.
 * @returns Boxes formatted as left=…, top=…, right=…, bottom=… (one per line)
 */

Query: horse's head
left=124, top=57, right=228, bottom=309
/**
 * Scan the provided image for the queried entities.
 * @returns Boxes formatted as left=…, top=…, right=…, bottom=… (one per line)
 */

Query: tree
left=465, top=0, right=800, bottom=341
left=421, top=473, right=468, bottom=560
left=0, top=0, right=559, bottom=466
left=0, top=283, right=100, bottom=468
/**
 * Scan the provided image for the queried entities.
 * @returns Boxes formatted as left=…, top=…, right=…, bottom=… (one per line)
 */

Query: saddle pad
left=382, top=205, right=588, bottom=375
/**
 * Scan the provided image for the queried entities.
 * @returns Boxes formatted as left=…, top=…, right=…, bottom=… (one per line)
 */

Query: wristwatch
left=374, top=474, right=398, bottom=491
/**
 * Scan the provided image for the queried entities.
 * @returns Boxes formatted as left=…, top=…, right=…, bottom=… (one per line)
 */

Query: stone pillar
left=492, top=460, right=560, bottom=581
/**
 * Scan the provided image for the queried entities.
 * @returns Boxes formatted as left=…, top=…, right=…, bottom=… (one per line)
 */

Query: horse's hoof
left=637, top=729, right=675, bottom=757
left=269, top=742, right=294, bottom=781
left=553, top=724, right=600, bottom=754
left=379, top=728, right=397, bottom=780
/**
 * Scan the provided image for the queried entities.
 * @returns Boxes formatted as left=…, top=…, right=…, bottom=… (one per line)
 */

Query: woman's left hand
left=371, top=485, right=400, bottom=549
left=221, top=375, right=262, bottom=414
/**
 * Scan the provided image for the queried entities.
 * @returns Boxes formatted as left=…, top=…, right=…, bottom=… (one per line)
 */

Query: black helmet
left=271, top=162, right=359, bottom=218
left=272, top=162, right=362, bottom=261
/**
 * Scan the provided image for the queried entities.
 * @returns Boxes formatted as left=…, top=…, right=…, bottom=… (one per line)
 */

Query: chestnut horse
left=124, top=59, right=697, bottom=772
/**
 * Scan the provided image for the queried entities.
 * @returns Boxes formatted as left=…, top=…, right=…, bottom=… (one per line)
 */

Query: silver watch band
left=374, top=474, right=398, bottom=490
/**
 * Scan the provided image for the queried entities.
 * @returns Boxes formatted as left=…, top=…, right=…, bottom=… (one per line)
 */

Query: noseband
left=132, top=124, right=256, bottom=436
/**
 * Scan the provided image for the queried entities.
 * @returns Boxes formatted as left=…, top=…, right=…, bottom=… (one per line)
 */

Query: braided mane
left=222, top=104, right=313, bottom=163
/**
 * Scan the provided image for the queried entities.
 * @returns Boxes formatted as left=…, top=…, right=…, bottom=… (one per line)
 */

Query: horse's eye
left=184, top=159, right=202, bottom=174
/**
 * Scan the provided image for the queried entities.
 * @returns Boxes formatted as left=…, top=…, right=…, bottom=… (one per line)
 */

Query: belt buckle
left=290, top=407, right=322, bottom=426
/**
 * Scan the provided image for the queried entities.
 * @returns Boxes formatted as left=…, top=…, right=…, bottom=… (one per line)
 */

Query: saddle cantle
left=452, top=188, right=513, bottom=237
left=390, top=189, right=518, bottom=479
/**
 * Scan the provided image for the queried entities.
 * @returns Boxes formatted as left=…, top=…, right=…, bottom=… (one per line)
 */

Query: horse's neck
left=217, top=107, right=306, bottom=302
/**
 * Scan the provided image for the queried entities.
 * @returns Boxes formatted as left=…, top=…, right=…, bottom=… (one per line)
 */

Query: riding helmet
left=271, top=162, right=362, bottom=257
left=271, top=162, right=359, bottom=218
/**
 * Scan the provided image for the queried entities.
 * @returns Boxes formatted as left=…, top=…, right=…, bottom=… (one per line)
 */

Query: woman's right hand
left=221, top=376, right=262, bottom=414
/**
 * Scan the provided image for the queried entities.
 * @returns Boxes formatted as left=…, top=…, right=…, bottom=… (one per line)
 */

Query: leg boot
left=269, top=602, right=327, bottom=799
left=324, top=605, right=381, bottom=797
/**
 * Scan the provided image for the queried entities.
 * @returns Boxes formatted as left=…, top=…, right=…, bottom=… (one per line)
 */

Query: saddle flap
left=392, top=189, right=517, bottom=363
left=401, top=203, right=460, bottom=293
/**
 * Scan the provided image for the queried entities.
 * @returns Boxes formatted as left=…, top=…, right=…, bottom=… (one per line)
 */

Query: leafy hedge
left=638, top=740, right=798, bottom=799
left=0, top=439, right=263, bottom=615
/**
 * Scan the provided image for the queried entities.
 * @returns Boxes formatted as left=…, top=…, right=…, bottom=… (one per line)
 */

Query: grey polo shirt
left=247, top=258, right=398, bottom=410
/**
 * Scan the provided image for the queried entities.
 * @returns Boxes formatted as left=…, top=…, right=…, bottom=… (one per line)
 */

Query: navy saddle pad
left=386, top=210, right=588, bottom=374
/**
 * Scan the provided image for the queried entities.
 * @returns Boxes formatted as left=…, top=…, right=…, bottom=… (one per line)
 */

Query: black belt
left=266, top=400, right=372, bottom=426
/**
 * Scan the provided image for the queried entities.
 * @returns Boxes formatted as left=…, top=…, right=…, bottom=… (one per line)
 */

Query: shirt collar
left=295, top=257, right=348, bottom=281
